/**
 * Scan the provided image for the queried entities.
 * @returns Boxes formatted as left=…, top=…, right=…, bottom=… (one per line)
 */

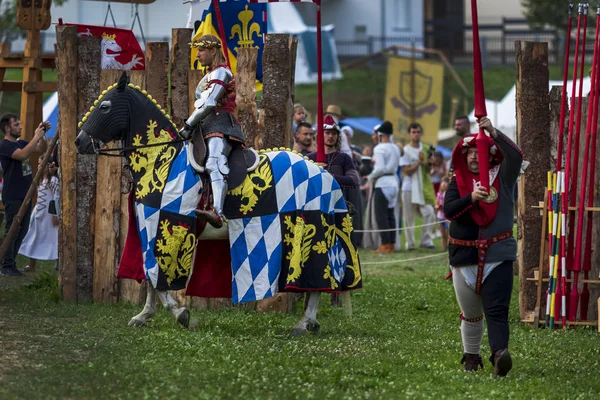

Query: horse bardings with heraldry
left=75, top=73, right=362, bottom=334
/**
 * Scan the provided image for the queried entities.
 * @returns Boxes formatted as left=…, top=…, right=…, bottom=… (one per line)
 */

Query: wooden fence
left=55, top=26, right=298, bottom=310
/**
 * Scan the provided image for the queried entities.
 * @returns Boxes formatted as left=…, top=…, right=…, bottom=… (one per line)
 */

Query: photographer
left=0, top=114, right=50, bottom=276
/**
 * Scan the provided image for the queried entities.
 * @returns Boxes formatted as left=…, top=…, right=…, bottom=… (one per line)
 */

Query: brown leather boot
left=195, top=208, right=224, bottom=229
left=491, top=349, right=512, bottom=376
left=461, top=353, right=484, bottom=372
left=374, top=244, right=388, bottom=253
left=385, top=243, right=396, bottom=253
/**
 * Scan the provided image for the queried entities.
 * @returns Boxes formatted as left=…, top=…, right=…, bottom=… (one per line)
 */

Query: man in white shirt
left=367, top=121, right=401, bottom=253
left=400, top=123, right=436, bottom=250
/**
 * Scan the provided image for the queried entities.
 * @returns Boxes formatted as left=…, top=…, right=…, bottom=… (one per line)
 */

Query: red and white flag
left=66, top=23, right=145, bottom=70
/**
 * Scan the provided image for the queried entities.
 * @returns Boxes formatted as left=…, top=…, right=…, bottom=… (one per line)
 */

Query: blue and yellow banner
left=192, top=1, right=266, bottom=90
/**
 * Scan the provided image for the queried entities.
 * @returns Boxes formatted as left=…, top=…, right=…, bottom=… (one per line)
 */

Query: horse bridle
left=91, top=136, right=187, bottom=157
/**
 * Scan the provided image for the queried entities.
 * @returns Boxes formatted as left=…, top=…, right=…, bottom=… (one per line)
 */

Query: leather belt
left=449, top=231, right=513, bottom=294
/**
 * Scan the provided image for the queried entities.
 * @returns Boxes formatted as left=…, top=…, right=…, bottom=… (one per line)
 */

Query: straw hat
left=325, top=104, right=342, bottom=118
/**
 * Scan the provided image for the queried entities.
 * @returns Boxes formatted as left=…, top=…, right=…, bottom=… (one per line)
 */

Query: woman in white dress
left=19, top=160, right=59, bottom=266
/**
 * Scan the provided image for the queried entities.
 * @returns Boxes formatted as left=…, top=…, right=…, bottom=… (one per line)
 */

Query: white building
left=295, top=0, right=424, bottom=55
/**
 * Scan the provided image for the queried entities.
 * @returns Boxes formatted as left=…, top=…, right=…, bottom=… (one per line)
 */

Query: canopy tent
left=266, top=3, right=342, bottom=84
left=340, top=117, right=382, bottom=136
left=439, top=76, right=592, bottom=143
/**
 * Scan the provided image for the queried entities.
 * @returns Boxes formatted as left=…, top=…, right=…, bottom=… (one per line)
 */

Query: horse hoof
left=290, top=327, right=308, bottom=337
left=177, top=309, right=190, bottom=329
left=128, top=318, right=146, bottom=327
left=307, top=321, right=320, bottom=334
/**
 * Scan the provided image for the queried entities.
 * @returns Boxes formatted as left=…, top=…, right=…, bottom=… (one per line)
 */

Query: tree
left=522, top=0, right=578, bottom=33
left=0, top=0, right=69, bottom=42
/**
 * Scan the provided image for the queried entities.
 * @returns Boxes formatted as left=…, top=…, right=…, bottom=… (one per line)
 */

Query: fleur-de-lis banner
left=191, top=1, right=267, bottom=89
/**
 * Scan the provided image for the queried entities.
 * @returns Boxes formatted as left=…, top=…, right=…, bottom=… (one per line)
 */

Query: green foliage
left=1, top=253, right=600, bottom=398
left=0, top=0, right=70, bottom=42
left=522, top=0, right=578, bottom=33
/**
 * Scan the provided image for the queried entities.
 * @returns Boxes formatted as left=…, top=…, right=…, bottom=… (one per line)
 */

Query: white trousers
left=401, top=190, right=435, bottom=249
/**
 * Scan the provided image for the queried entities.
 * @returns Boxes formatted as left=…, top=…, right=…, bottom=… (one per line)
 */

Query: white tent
left=266, top=3, right=342, bottom=84
left=439, top=76, right=592, bottom=142
left=186, top=1, right=342, bottom=85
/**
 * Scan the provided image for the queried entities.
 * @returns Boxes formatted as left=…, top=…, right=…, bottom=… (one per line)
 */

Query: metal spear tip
left=578, top=3, right=583, bottom=13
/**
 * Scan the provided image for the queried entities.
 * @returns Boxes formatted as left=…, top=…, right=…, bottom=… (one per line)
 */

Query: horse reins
left=92, top=137, right=187, bottom=157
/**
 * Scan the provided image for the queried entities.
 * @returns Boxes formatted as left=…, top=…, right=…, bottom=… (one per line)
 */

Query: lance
left=470, top=0, right=490, bottom=190
left=315, top=1, right=325, bottom=163
left=545, top=171, right=556, bottom=327
left=556, top=4, right=574, bottom=173
left=569, top=3, right=594, bottom=323
left=580, top=5, right=600, bottom=320
left=563, top=3, right=586, bottom=300
left=546, top=3, right=574, bottom=327
left=211, top=0, right=231, bottom=70
left=568, top=3, right=589, bottom=279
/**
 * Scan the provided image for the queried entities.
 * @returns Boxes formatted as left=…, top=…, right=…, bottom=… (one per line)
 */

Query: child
left=18, top=159, right=59, bottom=270
left=435, top=176, right=450, bottom=251
left=430, top=151, right=447, bottom=195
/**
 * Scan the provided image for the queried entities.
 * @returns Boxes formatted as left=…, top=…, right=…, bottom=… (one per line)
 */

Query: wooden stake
left=55, top=25, right=79, bottom=302
left=170, top=29, right=193, bottom=129
left=235, top=47, right=258, bottom=148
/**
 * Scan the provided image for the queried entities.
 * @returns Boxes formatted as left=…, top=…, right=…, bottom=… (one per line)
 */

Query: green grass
left=1, top=249, right=599, bottom=399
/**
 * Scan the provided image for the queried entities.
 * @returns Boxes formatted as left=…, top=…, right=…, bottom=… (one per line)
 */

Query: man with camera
left=0, top=113, right=50, bottom=276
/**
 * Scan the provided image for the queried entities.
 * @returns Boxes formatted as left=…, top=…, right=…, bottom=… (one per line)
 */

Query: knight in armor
left=179, top=34, right=246, bottom=226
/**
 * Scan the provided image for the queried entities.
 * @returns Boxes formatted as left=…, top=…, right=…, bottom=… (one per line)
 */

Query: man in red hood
left=444, top=117, right=524, bottom=377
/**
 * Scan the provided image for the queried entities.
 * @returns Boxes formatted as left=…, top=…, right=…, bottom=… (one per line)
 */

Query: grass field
left=1, top=248, right=599, bottom=399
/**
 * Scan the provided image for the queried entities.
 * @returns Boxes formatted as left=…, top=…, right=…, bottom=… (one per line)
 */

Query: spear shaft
left=570, top=4, right=598, bottom=323
left=470, top=0, right=490, bottom=190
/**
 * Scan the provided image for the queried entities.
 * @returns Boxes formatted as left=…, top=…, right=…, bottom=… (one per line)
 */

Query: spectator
left=19, top=158, right=60, bottom=270
left=293, top=122, right=315, bottom=156
left=430, top=150, right=448, bottom=194
left=0, top=113, right=50, bottom=276
left=455, top=115, right=471, bottom=138
left=292, top=103, right=306, bottom=134
left=400, top=123, right=436, bottom=250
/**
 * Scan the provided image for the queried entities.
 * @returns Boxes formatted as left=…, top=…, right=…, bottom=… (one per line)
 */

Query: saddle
left=186, top=129, right=260, bottom=190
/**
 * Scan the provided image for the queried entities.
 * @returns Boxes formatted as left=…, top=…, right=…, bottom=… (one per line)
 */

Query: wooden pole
left=235, top=48, right=259, bottom=148
left=92, top=69, right=123, bottom=303
left=262, top=34, right=294, bottom=150
left=170, top=28, right=193, bottom=128
left=516, top=41, right=551, bottom=320
left=56, top=25, right=79, bottom=302
left=75, top=36, right=102, bottom=302
left=117, top=71, right=147, bottom=305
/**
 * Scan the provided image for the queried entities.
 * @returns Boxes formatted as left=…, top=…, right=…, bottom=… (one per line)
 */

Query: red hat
left=323, top=114, right=340, bottom=132
left=451, top=133, right=503, bottom=227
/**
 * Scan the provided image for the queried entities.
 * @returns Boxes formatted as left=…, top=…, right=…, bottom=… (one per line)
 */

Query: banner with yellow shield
left=384, top=56, right=444, bottom=145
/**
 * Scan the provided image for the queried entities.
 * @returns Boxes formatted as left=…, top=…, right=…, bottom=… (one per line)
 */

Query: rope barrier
left=355, top=220, right=448, bottom=233
left=361, top=252, right=448, bottom=266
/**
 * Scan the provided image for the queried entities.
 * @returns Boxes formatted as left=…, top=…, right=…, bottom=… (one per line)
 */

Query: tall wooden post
left=516, top=41, right=551, bottom=320
left=170, top=29, right=192, bottom=128
left=261, top=34, right=295, bottom=149
left=236, top=48, right=259, bottom=148
left=55, top=25, right=79, bottom=301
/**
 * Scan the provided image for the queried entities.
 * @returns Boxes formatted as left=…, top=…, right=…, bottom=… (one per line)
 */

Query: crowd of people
left=292, top=103, right=469, bottom=254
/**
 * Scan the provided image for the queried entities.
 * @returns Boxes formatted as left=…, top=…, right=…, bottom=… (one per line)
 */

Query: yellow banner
left=384, top=56, right=444, bottom=145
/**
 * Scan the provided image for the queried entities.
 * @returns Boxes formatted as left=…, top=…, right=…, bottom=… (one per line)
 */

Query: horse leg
left=156, top=291, right=190, bottom=329
left=128, top=285, right=157, bottom=327
left=290, top=291, right=321, bottom=336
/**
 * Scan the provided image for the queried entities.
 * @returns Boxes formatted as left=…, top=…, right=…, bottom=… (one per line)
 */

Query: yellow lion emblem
left=155, top=219, right=196, bottom=285
left=129, top=120, right=177, bottom=199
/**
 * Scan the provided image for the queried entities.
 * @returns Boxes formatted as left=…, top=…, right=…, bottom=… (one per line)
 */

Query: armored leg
left=205, top=136, right=232, bottom=219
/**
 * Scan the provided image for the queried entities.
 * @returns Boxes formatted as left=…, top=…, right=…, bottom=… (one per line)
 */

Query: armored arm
left=179, top=67, right=232, bottom=139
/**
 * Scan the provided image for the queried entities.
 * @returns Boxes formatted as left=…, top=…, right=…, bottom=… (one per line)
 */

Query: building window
left=394, top=0, right=412, bottom=30
left=354, top=25, right=367, bottom=41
